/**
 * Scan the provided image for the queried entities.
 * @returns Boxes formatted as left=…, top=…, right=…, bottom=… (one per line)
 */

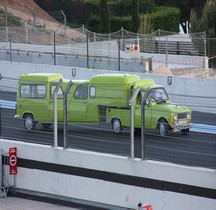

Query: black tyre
left=112, top=118, right=122, bottom=134
left=181, top=128, right=189, bottom=135
left=24, top=114, right=36, bottom=130
left=158, top=119, right=168, bottom=136
left=42, top=123, right=51, bottom=129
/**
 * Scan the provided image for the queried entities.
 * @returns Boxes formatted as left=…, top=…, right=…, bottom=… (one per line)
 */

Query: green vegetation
left=100, top=0, right=111, bottom=33
left=111, top=16, right=132, bottom=32
left=0, top=9, right=22, bottom=27
left=190, top=0, right=216, bottom=37
left=132, top=0, right=141, bottom=32
left=140, top=6, right=180, bottom=33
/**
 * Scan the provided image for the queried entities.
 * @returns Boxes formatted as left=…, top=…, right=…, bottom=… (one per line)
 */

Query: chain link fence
left=0, top=76, right=215, bottom=170
left=0, top=24, right=212, bottom=71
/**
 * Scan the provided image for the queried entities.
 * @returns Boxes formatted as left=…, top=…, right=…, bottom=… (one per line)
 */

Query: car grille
left=177, top=112, right=187, bottom=119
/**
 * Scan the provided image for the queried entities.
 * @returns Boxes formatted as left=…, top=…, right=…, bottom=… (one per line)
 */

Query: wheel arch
left=23, top=112, right=34, bottom=119
left=157, top=117, right=169, bottom=129
left=111, top=116, right=121, bottom=124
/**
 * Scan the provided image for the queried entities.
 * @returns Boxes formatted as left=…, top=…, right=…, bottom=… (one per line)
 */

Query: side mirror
left=145, top=98, right=150, bottom=106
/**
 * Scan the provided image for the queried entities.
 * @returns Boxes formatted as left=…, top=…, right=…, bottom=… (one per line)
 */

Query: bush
left=111, top=16, right=132, bottom=32
left=86, top=14, right=100, bottom=32
left=190, top=0, right=216, bottom=38
left=140, top=6, right=180, bottom=33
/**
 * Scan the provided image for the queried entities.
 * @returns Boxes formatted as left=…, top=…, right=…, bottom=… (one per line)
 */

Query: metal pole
left=60, top=10, right=66, bottom=43
left=86, top=31, right=89, bottom=68
left=63, top=80, right=73, bottom=149
left=0, top=73, right=2, bottom=136
left=118, top=38, right=120, bottom=71
left=4, top=4, right=8, bottom=42
left=130, top=87, right=140, bottom=159
left=0, top=105, right=1, bottom=137
left=165, top=35, right=168, bottom=67
left=9, top=34, right=12, bottom=62
left=32, top=12, right=36, bottom=44
left=203, top=31, right=207, bottom=69
left=141, top=88, right=150, bottom=160
left=54, top=31, right=56, bottom=65
left=53, top=79, right=63, bottom=148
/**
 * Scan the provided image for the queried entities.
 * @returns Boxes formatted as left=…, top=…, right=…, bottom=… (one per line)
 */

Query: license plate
left=179, top=120, right=186, bottom=125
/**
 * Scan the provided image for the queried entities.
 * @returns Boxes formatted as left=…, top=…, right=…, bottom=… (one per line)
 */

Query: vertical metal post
left=32, top=12, right=36, bottom=44
left=0, top=73, right=2, bottom=136
left=63, top=80, right=73, bottom=149
left=0, top=149, right=2, bottom=189
left=158, top=29, right=161, bottom=54
left=203, top=31, right=207, bottom=69
left=165, top=35, right=168, bottom=67
left=25, top=22, right=28, bottom=44
left=4, top=4, right=8, bottom=42
left=60, top=10, right=66, bottom=43
left=0, top=105, right=1, bottom=137
left=54, top=31, right=56, bottom=65
left=86, top=31, right=89, bottom=68
left=53, top=79, right=63, bottom=148
left=9, top=34, right=12, bottom=62
left=130, top=87, right=140, bottom=159
left=141, top=88, right=150, bottom=160
left=118, top=38, right=120, bottom=71
left=137, top=35, right=140, bottom=61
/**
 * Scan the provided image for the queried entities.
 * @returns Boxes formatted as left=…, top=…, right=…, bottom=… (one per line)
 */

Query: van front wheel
left=24, top=114, right=36, bottom=130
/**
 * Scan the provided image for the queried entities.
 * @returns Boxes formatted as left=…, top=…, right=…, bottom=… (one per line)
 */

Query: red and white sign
left=9, top=147, right=17, bottom=175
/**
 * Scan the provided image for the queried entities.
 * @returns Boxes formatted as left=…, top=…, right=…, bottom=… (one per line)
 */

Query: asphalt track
left=1, top=99, right=216, bottom=134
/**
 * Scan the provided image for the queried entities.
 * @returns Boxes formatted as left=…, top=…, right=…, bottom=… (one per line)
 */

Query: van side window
left=20, top=85, right=46, bottom=98
left=51, top=86, right=63, bottom=99
left=74, top=85, right=88, bottom=99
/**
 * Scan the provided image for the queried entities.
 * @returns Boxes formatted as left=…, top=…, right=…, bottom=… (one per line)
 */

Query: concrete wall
left=1, top=139, right=216, bottom=210
left=0, top=61, right=216, bottom=113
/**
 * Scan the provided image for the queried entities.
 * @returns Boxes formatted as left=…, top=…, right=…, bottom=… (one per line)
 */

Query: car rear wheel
left=24, top=114, right=36, bottom=130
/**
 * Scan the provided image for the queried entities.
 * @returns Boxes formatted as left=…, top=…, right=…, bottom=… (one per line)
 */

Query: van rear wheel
left=112, top=118, right=122, bottom=134
left=24, top=114, right=36, bottom=130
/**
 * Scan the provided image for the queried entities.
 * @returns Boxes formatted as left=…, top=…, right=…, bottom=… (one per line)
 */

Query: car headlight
left=187, top=112, right=191, bottom=119
left=174, top=113, right=178, bottom=121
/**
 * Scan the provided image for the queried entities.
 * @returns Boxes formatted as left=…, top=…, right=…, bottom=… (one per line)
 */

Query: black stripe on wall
left=15, top=158, right=216, bottom=200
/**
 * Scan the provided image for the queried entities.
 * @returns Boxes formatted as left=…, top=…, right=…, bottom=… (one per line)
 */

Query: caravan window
left=20, top=85, right=46, bottom=98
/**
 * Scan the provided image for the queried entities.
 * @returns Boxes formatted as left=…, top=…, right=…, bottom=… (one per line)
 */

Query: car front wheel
left=158, top=119, right=168, bottom=136
left=181, top=128, right=189, bottom=135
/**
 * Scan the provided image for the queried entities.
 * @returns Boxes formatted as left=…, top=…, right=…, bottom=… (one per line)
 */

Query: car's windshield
left=149, top=88, right=169, bottom=102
